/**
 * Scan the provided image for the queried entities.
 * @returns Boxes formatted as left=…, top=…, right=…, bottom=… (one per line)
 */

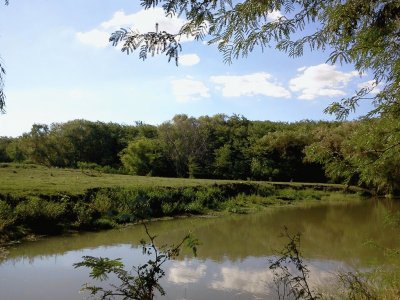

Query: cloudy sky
left=0, top=0, right=375, bottom=137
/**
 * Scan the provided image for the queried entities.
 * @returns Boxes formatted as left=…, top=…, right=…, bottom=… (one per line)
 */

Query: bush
left=92, top=193, right=112, bottom=215
left=15, top=197, right=67, bottom=221
left=72, top=202, right=96, bottom=228
left=14, top=197, right=68, bottom=233
left=93, top=218, right=116, bottom=230
left=0, top=200, right=15, bottom=231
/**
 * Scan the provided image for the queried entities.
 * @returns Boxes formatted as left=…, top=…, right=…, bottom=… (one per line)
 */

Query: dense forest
left=1, top=114, right=399, bottom=195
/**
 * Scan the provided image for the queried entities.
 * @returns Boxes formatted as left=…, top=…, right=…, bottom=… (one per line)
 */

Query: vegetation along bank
left=0, top=163, right=364, bottom=245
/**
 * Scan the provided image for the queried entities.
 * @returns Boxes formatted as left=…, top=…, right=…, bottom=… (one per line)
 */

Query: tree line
left=1, top=114, right=399, bottom=195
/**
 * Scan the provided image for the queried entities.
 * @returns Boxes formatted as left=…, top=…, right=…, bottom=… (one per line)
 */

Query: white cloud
left=289, top=64, right=359, bottom=100
left=76, top=8, right=193, bottom=48
left=210, top=263, right=337, bottom=296
left=211, top=267, right=273, bottom=295
left=68, top=88, right=94, bottom=100
left=267, top=10, right=283, bottom=22
left=171, top=77, right=210, bottom=103
left=357, top=80, right=381, bottom=95
left=210, top=72, right=291, bottom=98
left=168, top=261, right=207, bottom=284
left=76, top=29, right=110, bottom=48
left=101, top=8, right=186, bottom=34
left=179, top=54, right=200, bottom=67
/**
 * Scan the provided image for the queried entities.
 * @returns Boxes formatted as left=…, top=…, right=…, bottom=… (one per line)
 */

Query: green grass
left=0, top=163, right=366, bottom=245
left=0, top=163, right=359, bottom=197
left=0, top=163, right=235, bottom=196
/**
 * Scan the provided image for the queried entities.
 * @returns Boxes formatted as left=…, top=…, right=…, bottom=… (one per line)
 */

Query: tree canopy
left=112, top=0, right=399, bottom=120
left=0, top=0, right=9, bottom=113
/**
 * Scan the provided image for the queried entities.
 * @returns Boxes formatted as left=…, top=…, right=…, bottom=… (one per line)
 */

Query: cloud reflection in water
left=168, top=260, right=207, bottom=284
left=164, top=257, right=341, bottom=299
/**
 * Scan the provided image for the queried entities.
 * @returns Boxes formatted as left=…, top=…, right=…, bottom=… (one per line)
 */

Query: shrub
left=0, top=200, right=15, bottom=231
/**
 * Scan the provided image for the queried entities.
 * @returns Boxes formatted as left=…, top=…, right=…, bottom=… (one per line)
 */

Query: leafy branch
left=269, top=226, right=320, bottom=300
left=74, top=221, right=199, bottom=299
left=109, top=24, right=182, bottom=66
left=0, top=0, right=9, bottom=113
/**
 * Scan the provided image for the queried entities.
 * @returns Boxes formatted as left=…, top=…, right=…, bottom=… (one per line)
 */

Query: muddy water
left=1, top=199, right=399, bottom=299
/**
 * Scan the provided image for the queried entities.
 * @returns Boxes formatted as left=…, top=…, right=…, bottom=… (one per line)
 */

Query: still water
left=1, top=199, right=399, bottom=299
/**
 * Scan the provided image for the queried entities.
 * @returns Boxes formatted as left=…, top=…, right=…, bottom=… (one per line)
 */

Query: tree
left=306, top=118, right=400, bottom=195
left=304, top=122, right=360, bottom=186
left=0, top=0, right=9, bottom=113
left=0, top=136, right=12, bottom=162
left=120, top=137, right=167, bottom=176
left=251, top=125, right=326, bottom=182
left=109, top=0, right=399, bottom=191
left=111, top=0, right=399, bottom=121
left=158, top=114, right=208, bottom=177
left=75, top=222, right=199, bottom=300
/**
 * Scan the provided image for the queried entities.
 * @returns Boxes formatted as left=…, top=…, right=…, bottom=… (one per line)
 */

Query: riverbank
left=0, top=163, right=367, bottom=245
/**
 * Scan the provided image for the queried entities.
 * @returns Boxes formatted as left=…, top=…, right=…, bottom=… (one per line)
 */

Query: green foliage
left=306, top=118, right=400, bottom=195
left=0, top=164, right=352, bottom=244
left=223, top=195, right=249, bottom=214
left=0, top=137, right=12, bottom=162
left=109, top=2, right=400, bottom=190
left=344, top=116, right=400, bottom=195
left=251, top=126, right=325, bottom=182
left=126, top=1, right=399, bottom=122
left=3, top=119, right=140, bottom=168
left=1, top=116, right=361, bottom=185
left=0, top=200, right=15, bottom=231
left=305, top=122, right=359, bottom=185
left=72, top=202, right=95, bottom=228
left=337, top=271, right=378, bottom=300
left=92, top=193, right=112, bottom=215
left=271, top=225, right=400, bottom=299
left=15, top=197, right=67, bottom=221
left=194, top=186, right=224, bottom=209
left=93, top=218, right=116, bottom=230
left=110, top=25, right=182, bottom=66
left=74, top=223, right=199, bottom=300
left=187, top=155, right=200, bottom=178
left=0, top=1, right=8, bottom=113
left=158, top=114, right=208, bottom=178
left=120, top=137, right=166, bottom=176
left=269, top=227, right=320, bottom=300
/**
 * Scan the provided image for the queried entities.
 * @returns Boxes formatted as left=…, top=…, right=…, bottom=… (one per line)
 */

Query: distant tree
left=0, top=136, right=12, bottom=162
left=251, top=125, right=326, bottom=182
left=158, top=114, right=208, bottom=177
left=306, top=118, right=400, bottom=195
left=213, top=143, right=233, bottom=179
left=109, top=1, right=399, bottom=190
left=305, top=122, right=360, bottom=186
left=25, top=124, right=52, bottom=165
left=120, top=137, right=167, bottom=176
left=5, top=139, right=25, bottom=162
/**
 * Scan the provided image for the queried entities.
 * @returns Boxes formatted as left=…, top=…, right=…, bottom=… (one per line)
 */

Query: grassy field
left=0, top=163, right=240, bottom=196
left=0, top=163, right=365, bottom=245
left=0, top=162, right=355, bottom=197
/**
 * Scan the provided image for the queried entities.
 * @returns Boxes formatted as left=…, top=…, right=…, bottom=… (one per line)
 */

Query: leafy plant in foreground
left=74, top=222, right=199, bottom=300
left=269, top=227, right=320, bottom=300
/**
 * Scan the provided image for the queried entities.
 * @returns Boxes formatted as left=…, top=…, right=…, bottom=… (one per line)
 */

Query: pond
left=1, top=198, right=399, bottom=299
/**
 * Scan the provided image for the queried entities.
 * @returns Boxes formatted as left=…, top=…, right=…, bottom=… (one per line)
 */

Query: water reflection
left=1, top=199, right=399, bottom=299
left=168, top=260, right=207, bottom=284
left=162, top=257, right=342, bottom=299
left=210, top=264, right=272, bottom=294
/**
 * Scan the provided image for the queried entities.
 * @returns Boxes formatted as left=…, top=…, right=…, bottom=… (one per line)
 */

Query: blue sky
left=0, top=0, right=377, bottom=137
